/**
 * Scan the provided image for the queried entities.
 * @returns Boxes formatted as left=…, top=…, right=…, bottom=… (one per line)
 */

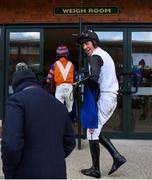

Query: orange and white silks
left=46, top=57, right=74, bottom=112
left=46, top=57, right=74, bottom=86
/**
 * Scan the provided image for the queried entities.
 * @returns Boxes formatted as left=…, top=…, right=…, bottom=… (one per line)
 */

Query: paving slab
left=0, top=139, right=152, bottom=179
left=66, top=139, right=152, bottom=179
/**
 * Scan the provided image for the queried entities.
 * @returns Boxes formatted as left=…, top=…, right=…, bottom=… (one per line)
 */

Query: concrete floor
left=66, top=139, right=152, bottom=179
left=0, top=139, right=152, bottom=179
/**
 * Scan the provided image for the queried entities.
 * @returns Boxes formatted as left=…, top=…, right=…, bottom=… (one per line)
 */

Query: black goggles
left=77, top=32, right=92, bottom=45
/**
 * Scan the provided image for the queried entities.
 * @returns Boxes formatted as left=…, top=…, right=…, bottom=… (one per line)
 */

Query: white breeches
left=55, top=83, right=74, bottom=112
left=87, top=92, right=117, bottom=140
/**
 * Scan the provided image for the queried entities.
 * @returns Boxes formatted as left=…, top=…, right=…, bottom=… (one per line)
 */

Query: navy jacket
left=1, top=69, right=76, bottom=179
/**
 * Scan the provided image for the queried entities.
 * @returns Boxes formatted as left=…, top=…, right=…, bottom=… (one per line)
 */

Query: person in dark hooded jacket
left=1, top=63, right=76, bottom=179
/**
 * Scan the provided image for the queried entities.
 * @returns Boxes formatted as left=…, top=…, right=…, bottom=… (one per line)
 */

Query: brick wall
left=0, top=0, right=151, bottom=24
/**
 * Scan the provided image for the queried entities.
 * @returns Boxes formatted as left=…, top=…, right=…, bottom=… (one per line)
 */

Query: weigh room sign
left=54, top=7, right=119, bottom=15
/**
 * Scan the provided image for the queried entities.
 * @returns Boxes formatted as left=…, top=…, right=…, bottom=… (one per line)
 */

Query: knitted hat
left=16, top=62, right=28, bottom=71
left=12, top=69, right=38, bottom=91
left=56, top=45, right=69, bottom=57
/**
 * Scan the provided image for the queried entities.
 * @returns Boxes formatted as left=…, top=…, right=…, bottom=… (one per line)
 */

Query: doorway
left=44, top=28, right=82, bottom=140
left=44, top=28, right=80, bottom=77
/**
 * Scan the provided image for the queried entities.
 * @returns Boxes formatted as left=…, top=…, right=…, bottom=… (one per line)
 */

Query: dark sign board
left=55, top=7, right=119, bottom=15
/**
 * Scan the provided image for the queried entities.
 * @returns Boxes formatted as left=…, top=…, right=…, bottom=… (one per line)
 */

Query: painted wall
left=0, top=0, right=151, bottom=24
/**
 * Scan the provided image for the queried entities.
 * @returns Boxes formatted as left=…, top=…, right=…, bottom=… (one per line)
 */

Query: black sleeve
left=85, top=55, right=103, bottom=90
left=89, top=55, right=103, bottom=82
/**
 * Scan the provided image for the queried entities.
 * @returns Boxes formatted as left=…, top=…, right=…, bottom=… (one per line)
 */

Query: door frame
left=82, top=26, right=129, bottom=139
left=0, top=26, right=5, bottom=120
left=83, top=25, right=152, bottom=139
left=5, top=28, right=44, bottom=100
left=4, top=24, right=83, bottom=149
left=127, top=28, right=152, bottom=139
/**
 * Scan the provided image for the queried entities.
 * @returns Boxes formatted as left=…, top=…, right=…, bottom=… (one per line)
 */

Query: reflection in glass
left=10, top=32, right=40, bottom=41
left=96, top=32, right=123, bottom=41
left=95, top=31, right=123, bottom=132
left=9, top=32, right=40, bottom=69
left=9, top=32, right=40, bottom=87
left=131, top=32, right=152, bottom=132
left=132, top=32, right=152, bottom=42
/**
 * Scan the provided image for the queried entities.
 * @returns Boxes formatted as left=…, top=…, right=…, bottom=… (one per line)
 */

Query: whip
left=69, top=77, right=89, bottom=101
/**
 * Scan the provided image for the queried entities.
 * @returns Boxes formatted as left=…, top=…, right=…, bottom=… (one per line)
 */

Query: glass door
left=43, top=27, right=82, bottom=148
left=82, top=29, right=127, bottom=137
left=82, top=28, right=152, bottom=139
left=5, top=29, right=43, bottom=96
left=130, top=31, right=152, bottom=135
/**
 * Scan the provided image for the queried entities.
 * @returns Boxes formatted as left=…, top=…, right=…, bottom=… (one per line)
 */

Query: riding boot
left=99, top=134, right=126, bottom=175
left=81, top=140, right=101, bottom=178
